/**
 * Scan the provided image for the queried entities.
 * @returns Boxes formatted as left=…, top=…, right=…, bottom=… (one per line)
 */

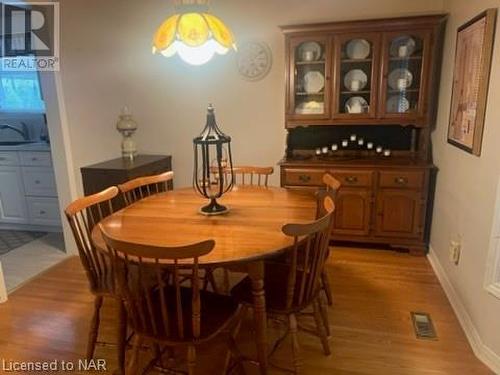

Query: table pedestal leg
left=248, top=261, right=268, bottom=375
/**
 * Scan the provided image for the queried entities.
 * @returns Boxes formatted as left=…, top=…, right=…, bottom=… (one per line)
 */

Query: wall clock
left=236, top=41, right=272, bottom=81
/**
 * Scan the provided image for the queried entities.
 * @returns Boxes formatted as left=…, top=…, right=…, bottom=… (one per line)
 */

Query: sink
left=0, top=141, right=38, bottom=146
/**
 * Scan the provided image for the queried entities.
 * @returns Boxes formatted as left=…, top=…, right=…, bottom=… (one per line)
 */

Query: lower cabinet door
left=26, top=197, right=62, bottom=227
left=332, top=188, right=372, bottom=236
left=375, top=189, right=422, bottom=238
left=0, top=166, right=28, bottom=224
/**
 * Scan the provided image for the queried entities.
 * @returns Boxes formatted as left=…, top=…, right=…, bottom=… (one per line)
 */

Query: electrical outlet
left=449, top=240, right=461, bottom=265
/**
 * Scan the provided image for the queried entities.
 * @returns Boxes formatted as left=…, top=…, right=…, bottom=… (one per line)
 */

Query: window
left=0, top=58, right=45, bottom=113
left=484, top=175, right=500, bottom=299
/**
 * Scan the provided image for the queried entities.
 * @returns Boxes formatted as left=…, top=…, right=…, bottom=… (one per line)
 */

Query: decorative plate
left=386, top=95, right=410, bottom=113
left=237, top=41, right=273, bottom=81
left=303, top=71, right=325, bottom=93
left=388, top=68, right=413, bottom=90
left=296, top=101, right=324, bottom=114
left=343, top=69, right=368, bottom=91
left=297, top=41, right=322, bottom=61
left=346, top=39, right=371, bottom=59
left=345, top=96, right=369, bottom=114
left=389, top=36, right=416, bottom=57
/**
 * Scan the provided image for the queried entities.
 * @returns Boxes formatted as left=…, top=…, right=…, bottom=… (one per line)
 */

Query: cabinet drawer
left=22, top=167, right=58, bottom=197
left=0, top=151, right=19, bottom=166
left=379, top=171, right=424, bottom=189
left=332, top=170, right=373, bottom=188
left=26, top=197, right=61, bottom=226
left=20, top=151, right=52, bottom=167
left=283, top=168, right=326, bottom=186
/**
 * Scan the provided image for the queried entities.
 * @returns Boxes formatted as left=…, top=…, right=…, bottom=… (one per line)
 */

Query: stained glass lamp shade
left=152, top=1, right=236, bottom=66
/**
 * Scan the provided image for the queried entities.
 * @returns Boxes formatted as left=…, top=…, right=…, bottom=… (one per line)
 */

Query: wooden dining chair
left=118, top=171, right=219, bottom=293
left=232, top=166, right=274, bottom=187
left=99, top=227, right=245, bottom=375
left=118, top=171, right=174, bottom=205
left=318, top=172, right=341, bottom=306
left=231, top=193, right=336, bottom=374
left=64, top=186, right=127, bottom=373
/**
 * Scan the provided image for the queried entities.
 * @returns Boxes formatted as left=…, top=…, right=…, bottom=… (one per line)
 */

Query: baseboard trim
left=427, top=247, right=500, bottom=374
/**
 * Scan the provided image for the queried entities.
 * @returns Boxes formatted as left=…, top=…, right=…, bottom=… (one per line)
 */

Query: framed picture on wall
left=447, top=8, right=497, bottom=156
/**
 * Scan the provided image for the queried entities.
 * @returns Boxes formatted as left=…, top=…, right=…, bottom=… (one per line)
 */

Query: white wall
left=429, top=0, right=500, bottom=370
left=56, top=0, right=444, bottom=191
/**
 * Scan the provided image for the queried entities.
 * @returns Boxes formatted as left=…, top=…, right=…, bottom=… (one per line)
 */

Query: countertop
left=0, top=142, right=51, bottom=152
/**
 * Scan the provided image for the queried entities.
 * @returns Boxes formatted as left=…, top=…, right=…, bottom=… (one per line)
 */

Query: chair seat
left=137, top=286, right=240, bottom=343
left=231, top=262, right=308, bottom=314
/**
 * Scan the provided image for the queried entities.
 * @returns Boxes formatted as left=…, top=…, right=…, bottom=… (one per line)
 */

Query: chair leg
left=313, top=298, right=331, bottom=356
left=289, top=314, right=301, bottom=374
left=116, top=300, right=127, bottom=374
left=86, top=295, right=103, bottom=360
left=127, top=335, right=143, bottom=375
left=187, top=345, right=196, bottom=375
left=223, top=306, right=246, bottom=374
left=321, top=271, right=333, bottom=306
left=319, top=294, right=331, bottom=337
left=223, top=269, right=231, bottom=294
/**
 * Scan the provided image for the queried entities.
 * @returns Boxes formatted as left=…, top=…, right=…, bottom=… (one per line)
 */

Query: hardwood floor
left=0, top=247, right=492, bottom=374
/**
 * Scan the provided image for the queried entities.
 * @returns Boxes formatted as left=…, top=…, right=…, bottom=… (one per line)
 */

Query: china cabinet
left=279, top=15, right=447, bottom=254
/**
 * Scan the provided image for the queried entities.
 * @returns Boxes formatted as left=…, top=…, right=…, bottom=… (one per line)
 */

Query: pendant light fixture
left=152, top=0, right=236, bottom=66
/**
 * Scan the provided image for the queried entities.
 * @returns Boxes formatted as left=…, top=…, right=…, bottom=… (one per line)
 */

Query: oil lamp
left=193, top=104, right=234, bottom=215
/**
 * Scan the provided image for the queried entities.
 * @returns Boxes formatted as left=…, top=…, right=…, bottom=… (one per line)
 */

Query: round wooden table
left=92, top=185, right=316, bottom=374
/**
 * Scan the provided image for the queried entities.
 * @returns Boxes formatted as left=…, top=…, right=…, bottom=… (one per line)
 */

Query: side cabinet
left=280, top=164, right=431, bottom=253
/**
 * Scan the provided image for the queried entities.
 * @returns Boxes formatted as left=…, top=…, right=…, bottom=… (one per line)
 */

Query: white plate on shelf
left=389, top=36, right=416, bottom=57
left=296, top=101, right=324, bottom=114
left=343, top=69, right=368, bottom=91
left=345, top=96, right=369, bottom=114
left=298, top=42, right=322, bottom=61
left=388, top=68, right=413, bottom=90
left=303, top=71, right=325, bottom=93
left=386, top=95, right=410, bottom=113
left=346, top=39, right=371, bottom=59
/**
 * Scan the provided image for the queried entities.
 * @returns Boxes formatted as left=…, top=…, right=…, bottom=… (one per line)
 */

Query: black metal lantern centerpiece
left=193, top=104, right=234, bottom=215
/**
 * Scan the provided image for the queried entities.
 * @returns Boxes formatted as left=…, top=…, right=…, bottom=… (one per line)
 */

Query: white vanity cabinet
left=0, top=149, right=61, bottom=230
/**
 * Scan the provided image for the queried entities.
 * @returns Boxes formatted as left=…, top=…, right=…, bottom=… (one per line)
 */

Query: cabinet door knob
left=0, top=157, right=6, bottom=161
left=35, top=180, right=41, bottom=184
left=298, top=175, right=311, bottom=183
left=345, top=176, right=358, bottom=183
left=394, top=177, right=408, bottom=185
left=32, top=157, right=38, bottom=161
left=39, top=210, right=46, bottom=215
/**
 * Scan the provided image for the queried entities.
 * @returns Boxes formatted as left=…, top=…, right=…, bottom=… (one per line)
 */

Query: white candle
left=315, top=148, right=322, bottom=155
left=331, top=144, right=338, bottom=151
left=376, top=146, right=383, bottom=153
left=322, top=146, right=329, bottom=154
left=350, top=134, right=357, bottom=141
left=357, top=138, right=364, bottom=146
left=342, top=140, right=349, bottom=147
left=367, top=142, right=374, bottom=149
left=383, top=149, right=391, bottom=157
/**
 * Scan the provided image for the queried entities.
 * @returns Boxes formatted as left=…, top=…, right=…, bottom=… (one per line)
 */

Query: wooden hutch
left=278, top=15, right=447, bottom=254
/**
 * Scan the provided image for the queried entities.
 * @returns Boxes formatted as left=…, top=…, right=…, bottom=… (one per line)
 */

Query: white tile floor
left=0, top=232, right=68, bottom=293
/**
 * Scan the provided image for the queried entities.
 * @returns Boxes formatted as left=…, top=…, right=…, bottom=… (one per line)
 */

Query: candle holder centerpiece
left=193, top=104, right=234, bottom=215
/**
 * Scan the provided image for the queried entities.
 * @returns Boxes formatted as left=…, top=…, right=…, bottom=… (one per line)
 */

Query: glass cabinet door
left=380, top=31, right=430, bottom=119
left=334, top=33, right=380, bottom=119
left=288, top=36, right=332, bottom=120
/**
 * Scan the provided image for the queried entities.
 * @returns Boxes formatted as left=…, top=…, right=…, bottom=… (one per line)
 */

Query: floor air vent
left=411, top=312, right=437, bottom=340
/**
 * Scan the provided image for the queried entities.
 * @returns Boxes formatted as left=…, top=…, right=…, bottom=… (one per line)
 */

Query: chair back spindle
left=118, top=171, right=174, bottom=205
left=100, top=226, right=215, bottom=342
left=65, top=187, right=119, bottom=294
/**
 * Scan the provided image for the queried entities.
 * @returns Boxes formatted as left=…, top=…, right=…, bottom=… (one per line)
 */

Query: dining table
left=91, top=185, right=316, bottom=374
